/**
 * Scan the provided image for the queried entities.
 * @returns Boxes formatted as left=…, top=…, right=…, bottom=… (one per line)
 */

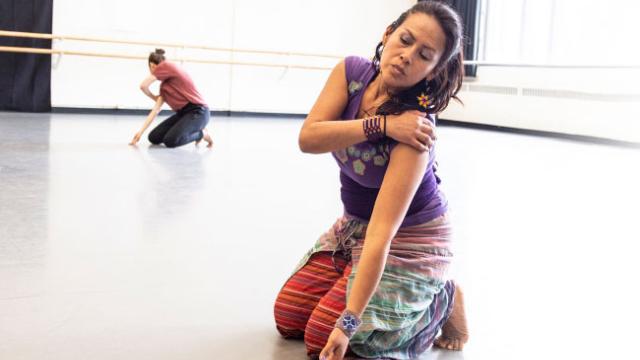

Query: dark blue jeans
left=148, top=103, right=210, bottom=148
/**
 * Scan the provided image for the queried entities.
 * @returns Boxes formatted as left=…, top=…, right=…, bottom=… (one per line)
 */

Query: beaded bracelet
left=335, top=309, right=363, bottom=338
left=363, top=115, right=386, bottom=142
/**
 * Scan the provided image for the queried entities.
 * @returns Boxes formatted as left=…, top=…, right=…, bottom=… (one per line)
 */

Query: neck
left=372, top=75, right=392, bottom=101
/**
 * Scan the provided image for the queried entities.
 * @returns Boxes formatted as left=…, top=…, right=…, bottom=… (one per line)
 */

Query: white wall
left=466, top=0, right=640, bottom=143
left=51, top=0, right=640, bottom=142
left=51, top=0, right=414, bottom=113
left=441, top=66, right=640, bottom=143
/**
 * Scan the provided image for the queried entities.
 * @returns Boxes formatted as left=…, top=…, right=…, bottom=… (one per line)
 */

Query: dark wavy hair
left=373, top=1, right=465, bottom=115
left=148, top=48, right=166, bottom=65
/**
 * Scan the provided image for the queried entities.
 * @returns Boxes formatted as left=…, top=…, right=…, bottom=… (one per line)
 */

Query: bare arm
left=129, top=96, right=164, bottom=145
left=345, top=143, right=431, bottom=317
left=320, top=143, right=432, bottom=359
left=139, top=74, right=159, bottom=102
left=299, top=61, right=436, bottom=154
left=298, top=60, right=367, bottom=153
left=138, top=96, right=164, bottom=133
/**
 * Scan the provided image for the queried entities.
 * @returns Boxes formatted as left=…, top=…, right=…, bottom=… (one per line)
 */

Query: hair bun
left=155, top=48, right=165, bottom=55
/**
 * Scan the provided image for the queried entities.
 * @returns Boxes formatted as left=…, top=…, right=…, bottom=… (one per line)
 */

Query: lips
left=390, top=64, right=406, bottom=76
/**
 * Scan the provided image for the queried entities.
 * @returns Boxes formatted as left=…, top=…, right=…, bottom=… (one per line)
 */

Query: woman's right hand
left=129, top=131, right=142, bottom=146
left=385, top=110, right=436, bottom=152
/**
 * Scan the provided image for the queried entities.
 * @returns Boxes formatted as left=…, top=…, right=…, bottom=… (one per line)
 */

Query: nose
left=399, top=51, right=412, bottom=65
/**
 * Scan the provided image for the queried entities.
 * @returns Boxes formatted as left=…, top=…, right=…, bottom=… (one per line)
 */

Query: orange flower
left=417, top=93, right=430, bottom=108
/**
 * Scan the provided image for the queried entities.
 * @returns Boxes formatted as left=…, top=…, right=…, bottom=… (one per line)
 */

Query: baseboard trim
left=438, top=119, right=640, bottom=148
left=51, top=107, right=305, bottom=119
left=43, top=108, right=639, bottom=147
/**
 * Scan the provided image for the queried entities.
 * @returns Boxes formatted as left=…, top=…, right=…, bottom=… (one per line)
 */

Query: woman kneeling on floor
left=274, top=2, right=469, bottom=359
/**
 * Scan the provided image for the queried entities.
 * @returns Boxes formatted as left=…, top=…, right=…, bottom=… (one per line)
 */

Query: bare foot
left=434, top=283, right=469, bottom=351
left=196, top=128, right=213, bottom=147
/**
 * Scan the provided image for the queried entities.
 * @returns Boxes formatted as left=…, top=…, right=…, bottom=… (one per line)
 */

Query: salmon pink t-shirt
left=152, top=61, right=208, bottom=111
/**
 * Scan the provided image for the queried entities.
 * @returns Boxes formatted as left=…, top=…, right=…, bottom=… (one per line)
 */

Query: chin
left=379, top=71, right=396, bottom=84
left=382, top=76, right=410, bottom=92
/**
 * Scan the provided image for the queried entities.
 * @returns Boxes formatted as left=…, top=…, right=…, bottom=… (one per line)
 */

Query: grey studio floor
left=1, top=111, right=640, bottom=360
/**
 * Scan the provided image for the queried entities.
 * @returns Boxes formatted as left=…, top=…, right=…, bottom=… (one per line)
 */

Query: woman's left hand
left=319, top=328, right=349, bottom=360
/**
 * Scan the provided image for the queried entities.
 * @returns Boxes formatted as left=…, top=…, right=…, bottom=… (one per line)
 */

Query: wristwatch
left=335, top=309, right=362, bottom=338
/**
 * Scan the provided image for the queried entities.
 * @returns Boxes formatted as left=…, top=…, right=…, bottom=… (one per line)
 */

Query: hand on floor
left=320, top=328, right=349, bottom=360
left=129, top=132, right=142, bottom=146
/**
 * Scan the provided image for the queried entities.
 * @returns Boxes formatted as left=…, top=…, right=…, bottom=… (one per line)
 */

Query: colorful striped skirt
left=275, top=214, right=455, bottom=359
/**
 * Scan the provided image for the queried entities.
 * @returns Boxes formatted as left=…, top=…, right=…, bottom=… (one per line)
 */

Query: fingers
left=320, top=342, right=347, bottom=360
left=419, top=120, right=436, bottom=138
left=319, top=348, right=331, bottom=360
left=129, top=135, right=140, bottom=146
left=417, top=133, right=434, bottom=148
left=418, top=120, right=437, bottom=141
left=413, top=113, right=435, bottom=138
left=415, top=123, right=435, bottom=146
left=411, top=140, right=429, bottom=153
left=319, top=344, right=331, bottom=360
left=390, top=112, right=438, bottom=149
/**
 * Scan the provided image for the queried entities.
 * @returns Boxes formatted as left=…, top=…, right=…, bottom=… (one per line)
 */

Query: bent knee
left=162, top=137, right=183, bottom=148
left=147, top=134, right=162, bottom=145
left=273, top=293, right=306, bottom=339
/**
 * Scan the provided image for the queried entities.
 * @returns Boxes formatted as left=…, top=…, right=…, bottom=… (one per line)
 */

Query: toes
left=434, top=338, right=447, bottom=349
left=444, top=339, right=455, bottom=350
left=435, top=338, right=451, bottom=350
left=451, top=338, right=464, bottom=351
left=435, top=337, right=467, bottom=351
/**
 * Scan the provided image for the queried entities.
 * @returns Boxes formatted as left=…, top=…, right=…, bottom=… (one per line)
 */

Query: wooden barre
left=0, top=29, right=342, bottom=60
left=0, top=46, right=333, bottom=70
left=3, top=30, right=636, bottom=69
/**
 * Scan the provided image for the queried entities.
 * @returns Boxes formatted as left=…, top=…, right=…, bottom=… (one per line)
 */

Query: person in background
left=130, top=48, right=212, bottom=148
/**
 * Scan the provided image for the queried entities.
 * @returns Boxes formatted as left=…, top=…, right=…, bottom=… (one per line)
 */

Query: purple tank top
left=332, top=56, right=447, bottom=227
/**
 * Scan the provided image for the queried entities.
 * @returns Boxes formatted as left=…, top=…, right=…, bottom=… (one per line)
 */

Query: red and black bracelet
left=363, top=115, right=386, bottom=142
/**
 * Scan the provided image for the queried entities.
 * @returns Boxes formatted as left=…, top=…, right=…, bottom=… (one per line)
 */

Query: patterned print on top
left=348, top=81, right=363, bottom=95
left=338, top=142, right=391, bottom=177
